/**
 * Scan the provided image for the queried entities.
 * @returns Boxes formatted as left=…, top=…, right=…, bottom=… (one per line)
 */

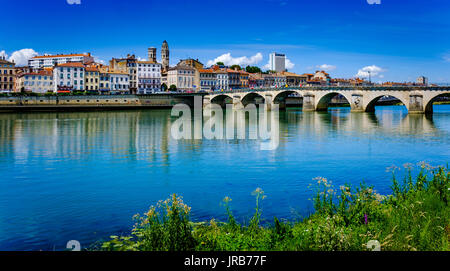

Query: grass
left=100, top=163, right=449, bottom=251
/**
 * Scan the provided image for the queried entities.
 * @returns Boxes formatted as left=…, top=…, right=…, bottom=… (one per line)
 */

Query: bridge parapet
left=204, top=87, right=449, bottom=114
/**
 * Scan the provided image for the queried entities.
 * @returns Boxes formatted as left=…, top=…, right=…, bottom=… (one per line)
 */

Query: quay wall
left=0, top=95, right=197, bottom=112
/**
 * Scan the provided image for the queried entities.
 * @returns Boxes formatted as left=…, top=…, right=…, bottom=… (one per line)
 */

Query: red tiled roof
left=57, top=62, right=85, bottom=68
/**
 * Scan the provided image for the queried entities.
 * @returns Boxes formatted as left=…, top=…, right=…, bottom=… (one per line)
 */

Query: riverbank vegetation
left=101, top=164, right=449, bottom=251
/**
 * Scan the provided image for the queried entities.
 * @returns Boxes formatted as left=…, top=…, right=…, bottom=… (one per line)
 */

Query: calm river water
left=0, top=105, right=449, bottom=250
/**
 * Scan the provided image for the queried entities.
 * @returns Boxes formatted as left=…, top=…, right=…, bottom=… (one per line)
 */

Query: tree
left=161, top=83, right=168, bottom=91
left=169, top=84, right=177, bottom=92
left=245, top=66, right=262, bottom=74
left=230, top=65, right=241, bottom=71
left=216, top=62, right=225, bottom=66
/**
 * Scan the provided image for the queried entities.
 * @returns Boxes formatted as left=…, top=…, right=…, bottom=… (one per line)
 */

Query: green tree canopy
left=230, top=65, right=241, bottom=71
left=216, top=62, right=225, bottom=66
left=245, top=66, right=262, bottom=74
left=169, top=84, right=177, bottom=91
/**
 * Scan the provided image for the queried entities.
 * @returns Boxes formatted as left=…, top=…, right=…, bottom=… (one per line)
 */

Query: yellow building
left=239, top=70, right=249, bottom=88
left=15, top=69, right=53, bottom=93
left=0, top=57, right=15, bottom=92
left=85, top=66, right=100, bottom=92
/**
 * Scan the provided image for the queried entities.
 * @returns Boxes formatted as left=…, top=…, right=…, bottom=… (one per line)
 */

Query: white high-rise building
left=269, top=52, right=286, bottom=72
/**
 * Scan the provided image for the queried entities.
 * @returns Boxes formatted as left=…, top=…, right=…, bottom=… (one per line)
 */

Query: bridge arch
left=241, top=92, right=265, bottom=106
left=424, top=92, right=450, bottom=113
left=315, top=92, right=351, bottom=111
left=210, top=94, right=233, bottom=107
left=273, top=90, right=302, bottom=103
left=365, top=94, right=409, bottom=112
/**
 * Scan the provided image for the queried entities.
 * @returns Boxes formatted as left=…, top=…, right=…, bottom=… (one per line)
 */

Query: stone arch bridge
left=203, top=86, right=450, bottom=114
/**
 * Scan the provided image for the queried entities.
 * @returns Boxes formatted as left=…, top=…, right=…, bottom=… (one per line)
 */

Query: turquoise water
left=0, top=105, right=449, bottom=251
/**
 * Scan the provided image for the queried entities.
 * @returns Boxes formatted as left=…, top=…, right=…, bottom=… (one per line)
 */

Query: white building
left=416, top=76, right=428, bottom=86
left=53, top=63, right=85, bottom=92
left=215, top=70, right=229, bottom=91
left=29, top=53, right=94, bottom=69
left=137, top=61, right=161, bottom=94
left=167, top=64, right=195, bottom=92
left=199, top=69, right=217, bottom=91
left=109, top=71, right=130, bottom=94
left=269, top=52, right=286, bottom=72
left=16, top=70, right=53, bottom=93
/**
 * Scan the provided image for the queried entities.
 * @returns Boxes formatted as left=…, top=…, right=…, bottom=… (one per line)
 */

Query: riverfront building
left=167, top=64, right=196, bottom=92
left=199, top=68, right=217, bottom=91
left=108, top=70, right=130, bottom=94
left=85, top=66, right=100, bottom=92
left=29, top=53, right=94, bottom=69
left=137, top=61, right=162, bottom=94
left=0, top=57, right=15, bottom=92
left=53, top=62, right=85, bottom=92
left=99, top=67, right=111, bottom=93
left=109, top=55, right=138, bottom=93
left=15, top=69, right=53, bottom=93
left=215, top=69, right=229, bottom=91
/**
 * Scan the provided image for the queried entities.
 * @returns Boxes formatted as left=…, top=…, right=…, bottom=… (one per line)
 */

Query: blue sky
left=1, top=0, right=449, bottom=83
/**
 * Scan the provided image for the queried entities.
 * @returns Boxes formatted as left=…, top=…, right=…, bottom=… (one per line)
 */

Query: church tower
left=148, top=47, right=157, bottom=63
left=161, top=40, right=169, bottom=71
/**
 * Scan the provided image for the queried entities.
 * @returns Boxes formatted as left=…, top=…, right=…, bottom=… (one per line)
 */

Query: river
left=0, top=105, right=449, bottom=250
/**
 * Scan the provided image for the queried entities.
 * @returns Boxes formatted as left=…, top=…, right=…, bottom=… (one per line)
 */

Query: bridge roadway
left=203, top=86, right=450, bottom=114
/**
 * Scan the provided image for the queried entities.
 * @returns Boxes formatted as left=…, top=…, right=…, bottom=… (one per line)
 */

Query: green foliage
left=168, top=84, right=177, bottom=91
left=230, top=65, right=241, bottom=71
left=245, top=66, right=262, bottom=74
left=101, top=165, right=450, bottom=251
left=215, top=62, right=225, bottom=66
left=161, top=83, right=168, bottom=91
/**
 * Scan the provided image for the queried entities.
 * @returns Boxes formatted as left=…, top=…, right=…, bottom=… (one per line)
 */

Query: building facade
left=53, top=62, right=85, bottom=92
left=29, top=53, right=94, bottom=69
left=85, top=66, right=100, bottom=92
left=0, top=57, right=15, bottom=92
left=15, top=70, right=53, bottom=93
left=215, top=70, right=229, bottom=91
left=99, top=67, right=111, bottom=93
left=137, top=61, right=162, bottom=94
left=416, top=76, right=429, bottom=86
left=109, top=55, right=138, bottom=94
left=269, top=52, right=286, bottom=72
left=108, top=71, right=130, bottom=94
left=167, top=64, right=195, bottom=92
left=199, top=69, right=216, bottom=92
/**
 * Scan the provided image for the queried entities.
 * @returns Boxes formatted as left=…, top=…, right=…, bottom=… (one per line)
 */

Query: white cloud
left=443, top=54, right=450, bottom=62
left=94, top=56, right=105, bottom=64
left=316, top=64, right=336, bottom=71
left=355, top=65, right=386, bottom=78
left=285, top=58, right=295, bottom=69
left=206, top=52, right=263, bottom=67
left=67, top=0, right=81, bottom=4
left=0, top=50, right=7, bottom=59
left=7, top=49, right=38, bottom=66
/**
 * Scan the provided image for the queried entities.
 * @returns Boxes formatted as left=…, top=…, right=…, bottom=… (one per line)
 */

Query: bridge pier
left=350, top=92, right=365, bottom=112
left=232, top=95, right=244, bottom=110
left=302, top=93, right=315, bottom=112
left=203, top=97, right=211, bottom=109
left=409, top=92, right=425, bottom=114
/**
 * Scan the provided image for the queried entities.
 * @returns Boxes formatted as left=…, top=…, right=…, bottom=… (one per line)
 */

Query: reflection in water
left=0, top=105, right=449, bottom=251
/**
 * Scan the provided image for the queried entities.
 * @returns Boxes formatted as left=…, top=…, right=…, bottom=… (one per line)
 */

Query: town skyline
left=1, top=0, right=450, bottom=83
